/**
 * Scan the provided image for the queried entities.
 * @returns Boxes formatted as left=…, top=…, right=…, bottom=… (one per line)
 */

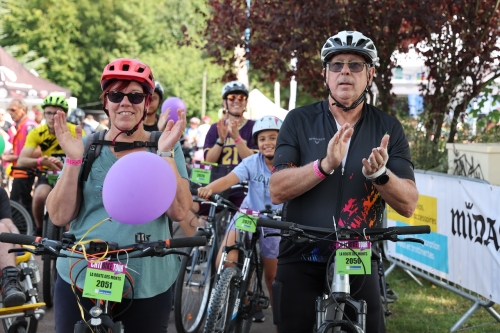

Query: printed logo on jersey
left=338, top=180, right=383, bottom=229
left=308, top=137, right=325, bottom=144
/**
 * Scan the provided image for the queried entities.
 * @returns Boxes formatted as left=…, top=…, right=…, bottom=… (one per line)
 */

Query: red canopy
left=0, top=46, right=70, bottom=100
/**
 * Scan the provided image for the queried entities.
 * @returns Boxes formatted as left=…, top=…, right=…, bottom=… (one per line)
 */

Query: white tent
left=247, top=89, right=288, bottom=121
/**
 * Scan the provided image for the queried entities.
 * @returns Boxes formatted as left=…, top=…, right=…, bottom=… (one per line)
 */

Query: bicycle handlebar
left=0, top=232, right=207, bottom=258
left=189, top=187, right=239, bottom=211
left=256, top=219, right=430, bottom=243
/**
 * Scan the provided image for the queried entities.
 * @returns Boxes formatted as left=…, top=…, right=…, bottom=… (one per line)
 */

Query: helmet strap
left=323, top=70, right=367, bottom=113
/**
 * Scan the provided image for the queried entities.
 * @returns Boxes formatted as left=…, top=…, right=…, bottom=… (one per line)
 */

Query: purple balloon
left=161, top=97, right=186, bottom=123
left=103, top=152, right=177, bottom=224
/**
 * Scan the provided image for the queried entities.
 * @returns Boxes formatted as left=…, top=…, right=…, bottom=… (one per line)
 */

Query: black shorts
left=35, top=175, right=50, bottom=188
left=272, top=260, right=381, bottom=333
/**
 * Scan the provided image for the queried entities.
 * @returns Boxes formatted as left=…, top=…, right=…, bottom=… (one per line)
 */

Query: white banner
left=386, top=172, right=500, bottom=303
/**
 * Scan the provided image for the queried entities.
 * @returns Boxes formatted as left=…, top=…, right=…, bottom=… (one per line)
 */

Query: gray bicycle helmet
left=154, top=81, right=164, bottom=101
left=321, top=31, right=378, bottom=66
left=221, top=81, right=249, bottom=99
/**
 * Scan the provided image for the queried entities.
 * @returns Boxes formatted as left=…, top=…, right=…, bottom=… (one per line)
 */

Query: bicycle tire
left=174, top=231, right=215, bottom=333
left=204, top=267, right=239, bottom=333
left=9, top=200, right=33, bottom=236
left=42, top=217, right=59, bottom=308
left=2, top=318, right=28, bottom=333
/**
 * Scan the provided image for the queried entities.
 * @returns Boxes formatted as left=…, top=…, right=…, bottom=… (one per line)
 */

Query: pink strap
left=66, top=158, right=83, bottom=166
left=37, top=157, right=42, bottom=166
left=234, top=136, right=242, bottom=144
left=313, top=159, right=327, bottom=180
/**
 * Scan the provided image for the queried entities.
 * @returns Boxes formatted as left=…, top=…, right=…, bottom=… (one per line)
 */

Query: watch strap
left=157, top=149, right=175, bottom=158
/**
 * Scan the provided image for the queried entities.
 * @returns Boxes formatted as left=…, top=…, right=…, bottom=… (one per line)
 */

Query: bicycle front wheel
left=175, top=233, right=214, bottom=333
left=9, top=200, right=33, bottom=235
left=204, top=267, right=240, bottom=333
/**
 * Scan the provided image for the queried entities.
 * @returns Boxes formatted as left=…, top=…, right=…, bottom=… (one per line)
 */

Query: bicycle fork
left=316, top=263, right=366, bottom=332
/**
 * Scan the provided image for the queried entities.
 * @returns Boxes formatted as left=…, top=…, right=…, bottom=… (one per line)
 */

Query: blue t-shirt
left=56, top=141, right=187, bottom=299
left=231, top=152, right=282, bottom=213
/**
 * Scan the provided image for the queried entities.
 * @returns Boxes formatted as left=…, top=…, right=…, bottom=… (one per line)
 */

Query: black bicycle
left=255, top=219, right=430, bottom=333
left=0, top=231, right=207, bottom=332
left=203, top=205, right=280, bottom=333
left=9, top=200, right=33, bottom=236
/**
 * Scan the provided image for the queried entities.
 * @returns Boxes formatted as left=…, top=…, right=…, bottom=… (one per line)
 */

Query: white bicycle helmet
left=321, top=31, right=378, bottom=66
left=252, top=116, right=283, bottom=144
left=221, top=81, right=249, bottom=99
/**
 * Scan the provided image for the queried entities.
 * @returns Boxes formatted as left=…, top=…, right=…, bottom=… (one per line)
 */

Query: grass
left=384, top=263, right=500, bottom=333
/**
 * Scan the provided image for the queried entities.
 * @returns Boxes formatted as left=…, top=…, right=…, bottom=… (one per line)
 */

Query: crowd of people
left=0, top=30, right=419, bottom=333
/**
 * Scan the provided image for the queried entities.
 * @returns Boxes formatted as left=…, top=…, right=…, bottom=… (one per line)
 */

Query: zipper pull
left=342, top=167, right=344, bottom=176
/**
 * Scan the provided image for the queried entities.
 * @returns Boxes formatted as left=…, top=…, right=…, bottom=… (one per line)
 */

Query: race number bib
left=335, top=241, right=371, bottom=275
left=83, top=261, right=126, bottom=302
left=191, top=164, right=212, bottom=185
left=234, top=208, right=259, bottom=233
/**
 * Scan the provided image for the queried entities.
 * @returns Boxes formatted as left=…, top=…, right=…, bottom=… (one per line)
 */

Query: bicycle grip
left=392, top=225, right=431, bottom=235
left=166, top=236, right=207, bottom=249
left=256, top=219, right=293, bottom=230
left=0, top=232, right=40, bottom=245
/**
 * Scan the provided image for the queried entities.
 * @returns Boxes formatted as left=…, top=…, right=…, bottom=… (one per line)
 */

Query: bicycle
left=0, top=245, right=46, bottom=333
left=203, top=205, right=280, bottom=333
left=0, top=231, right=207, bottom=332
left=174, top=188, right=240, bottom=333
left=255, top=219, right=431, bottom=333
left=11, top=165, right=61, bottom=308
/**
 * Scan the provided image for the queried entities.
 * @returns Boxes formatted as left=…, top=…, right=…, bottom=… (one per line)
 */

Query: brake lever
left=398, top=237, right=425, bottom=244
left=9, top=247, right=35, bottom=254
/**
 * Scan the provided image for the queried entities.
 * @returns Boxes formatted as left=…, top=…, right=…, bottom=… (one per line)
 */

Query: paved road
left=4, top=223, right=276, bottom=332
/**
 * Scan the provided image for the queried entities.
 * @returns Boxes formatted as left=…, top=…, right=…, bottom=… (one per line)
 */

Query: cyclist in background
left=144, top=81, right=164, bottom=132
left=4, top=99, right=39, bottom=218
left=17, top=96, right=85, bottom=237
left=197, top=115, right=283, bottom=323
left=269, top=31, right=419, bottom=333
left=0, top=187, right=26, bottom=307
left=66, top=107, right=86, bottom=127
left=46, top=58, right=191, bottom=333
left=178, top=81, right=257, bottom=237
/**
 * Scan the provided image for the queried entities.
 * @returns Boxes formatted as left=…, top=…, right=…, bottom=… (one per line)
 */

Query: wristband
left=363, top=165, right=386, bottom=179
left=234, top=137, right=242, bottom=144
left=313, top=159, right=327, bottom=180
left=216, top=140, right=224, bottom=147
left=37, top=157, right=42, bottom=166
left=66, top=158, right=83, bottom=166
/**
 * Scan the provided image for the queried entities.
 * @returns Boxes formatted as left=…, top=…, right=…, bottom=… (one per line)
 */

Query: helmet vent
left=137, top=67, right=144, bottom=73
left=346, top=36, right=353, bottom=46
left=122, top=64, right=130, bottom=71
left=109, top=65, right=115, bottom=71
left=356, top=39, right=367, bottom=47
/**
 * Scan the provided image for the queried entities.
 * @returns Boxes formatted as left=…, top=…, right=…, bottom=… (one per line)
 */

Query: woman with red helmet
left=46, top=58, right=192, bottom=333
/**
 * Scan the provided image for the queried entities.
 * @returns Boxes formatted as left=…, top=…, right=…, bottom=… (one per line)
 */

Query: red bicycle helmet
left=100, top=58, right=155, bottom=95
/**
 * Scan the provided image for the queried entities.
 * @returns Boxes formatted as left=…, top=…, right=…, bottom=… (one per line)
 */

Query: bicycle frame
left=0, top=248, right=46, bottom=333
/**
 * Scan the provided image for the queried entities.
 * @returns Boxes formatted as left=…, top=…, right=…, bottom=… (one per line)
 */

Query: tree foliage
left=417, top=0, right=500, bottom=143
left=202, top=0, right=445, bottom=113
left=0, top=0, right=225, bottom=119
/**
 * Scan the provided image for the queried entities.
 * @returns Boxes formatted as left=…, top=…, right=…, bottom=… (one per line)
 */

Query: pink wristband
left=66, top=158, right=83, bottom=166
left=37, top=157, right=42, bottom=166
left=234, top=136, right=242, bottom=144
left=313, top=160, right=327, bottom=180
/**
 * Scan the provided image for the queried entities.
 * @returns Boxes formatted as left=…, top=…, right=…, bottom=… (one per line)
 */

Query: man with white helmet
left=269, top=31, right=418, bottom=332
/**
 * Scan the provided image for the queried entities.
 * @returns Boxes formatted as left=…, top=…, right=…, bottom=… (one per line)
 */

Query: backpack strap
left=78, top=130, right=106, bottom=188
left=149, top=131, right=162, bottom=154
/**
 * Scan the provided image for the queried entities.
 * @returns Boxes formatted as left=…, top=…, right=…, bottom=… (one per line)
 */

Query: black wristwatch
left=372, top=169, right=390, bottom=185
left=215, top=140, right=224, bottom=147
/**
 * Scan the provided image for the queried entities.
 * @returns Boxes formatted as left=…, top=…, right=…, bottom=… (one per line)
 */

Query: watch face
left=374, top=171, right=390, bottom=185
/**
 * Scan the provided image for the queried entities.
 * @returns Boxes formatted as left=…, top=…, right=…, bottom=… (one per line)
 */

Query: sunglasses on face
left=106, top=91, right=147, bottom=104
left=328, top=62, right=367, bottom=73
left=226, top=94, right=247, bottom=101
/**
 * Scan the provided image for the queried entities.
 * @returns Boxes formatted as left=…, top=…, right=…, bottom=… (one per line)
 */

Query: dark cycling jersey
left=273, top=100, right=415, bottom=264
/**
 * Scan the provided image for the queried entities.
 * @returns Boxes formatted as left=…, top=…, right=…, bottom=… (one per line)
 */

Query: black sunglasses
left=106, top=91, right=147, bottom=104
left=328, top=62, right=367, bottom=73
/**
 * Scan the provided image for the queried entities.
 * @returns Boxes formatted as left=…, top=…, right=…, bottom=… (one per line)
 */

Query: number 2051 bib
left=83, top=260, right=127, bottom=302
